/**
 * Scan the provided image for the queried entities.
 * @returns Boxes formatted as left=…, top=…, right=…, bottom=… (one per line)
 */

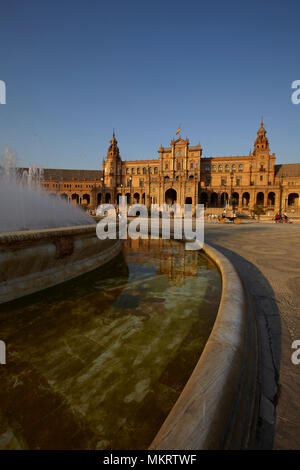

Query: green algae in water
left=0, top=239, right=221, bottom=450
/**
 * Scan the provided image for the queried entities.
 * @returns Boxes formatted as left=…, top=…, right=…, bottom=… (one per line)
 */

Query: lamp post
left=101, top=176, right=105, bottom=203
left=129, top=175, right=132, bottom=206
left=230, top=170, right=234, bottom=210
left=194, top=172, right=198, bottom=217
left=223, top=182, right=227, bottom=207
left=279, top=176, right=283, bottom=218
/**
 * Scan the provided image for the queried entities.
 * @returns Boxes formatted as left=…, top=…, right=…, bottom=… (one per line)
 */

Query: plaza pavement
left=204, top=221, right=300, bottom=449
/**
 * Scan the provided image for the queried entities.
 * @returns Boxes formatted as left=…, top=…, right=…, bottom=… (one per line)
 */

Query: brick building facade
left=38, top=122, right=300, bottom=215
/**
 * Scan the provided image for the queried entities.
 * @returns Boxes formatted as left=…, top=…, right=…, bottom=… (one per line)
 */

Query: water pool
left=0, top=238, right=221, bottom=449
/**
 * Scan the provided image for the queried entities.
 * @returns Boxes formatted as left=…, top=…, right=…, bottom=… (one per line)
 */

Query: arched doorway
left=185, top=196, right=192, bottom=205
left=82, top=194, right=90, bottom=205
left=221, top=192, right=229, bottom=207
left=232, top=192, right=239, bottom=207
left=125, top=193, right=131, bottom=204
left=242, top=192, right=250, bottom=206
left=71, top=193, right=79, bottom=204
left=267, top=192, right=275, bottom=206
left=133, top=193, right=140, bottom=203
left=256, top=192, right=264, bottom=206
left=288, top=193, right=299, bottom=207
left=165, top=188, right=177, bottom=205
left=97, top=193, right=102, bottom=205
left=200, top=192, right=208, bottom=206
left=210, top=192, right=218, bottom=207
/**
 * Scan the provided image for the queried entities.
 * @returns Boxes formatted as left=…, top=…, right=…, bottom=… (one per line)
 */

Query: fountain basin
left=0, top=225, right=122, bottom=304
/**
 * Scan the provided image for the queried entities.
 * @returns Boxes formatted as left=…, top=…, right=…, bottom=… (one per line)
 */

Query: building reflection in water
left=123, top=239, right=203, bottom=286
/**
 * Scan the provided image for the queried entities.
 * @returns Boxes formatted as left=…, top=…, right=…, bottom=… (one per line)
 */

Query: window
left=236, top=177, right=241, bottom=186
left=221, top=177, right=227, bottom=186
left=205, top=165, right=210, bottom=172
left=131, top=168, right=135, bottom=174
left=177, top=162, right=181, bottom=170
left=143, top=167, right=146, bottom=174
left=238, top=164, right=243, bottom=171
left=154, top=167, right=158, bottom=174
left=225, top=164, right=229, bottom=172
left=260, top=175, right=263, bottom=181
left=232, top=164, right=236, bottom=171
left=165, top=163, right=168, bottom=170
left=212, top=165, right=216, bottom=172
left=126, top=168, right=129, bottom=174
left=148, top=167, right=152, bottom=174
left=190, top=162, right=194, bottom=169
left=218, top=165, right=222, bottom=172
left=139, top=178, right=144, bottom=187
left=137, top=167, right=140, bottom=174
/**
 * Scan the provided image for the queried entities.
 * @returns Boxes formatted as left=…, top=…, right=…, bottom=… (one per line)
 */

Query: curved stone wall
left=0, top=225, right=122, bottom=304
left=150, top=242, right=258, bottom=450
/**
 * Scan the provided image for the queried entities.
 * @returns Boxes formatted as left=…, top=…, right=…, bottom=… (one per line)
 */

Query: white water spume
left=0, top=148, right=94, bottom=233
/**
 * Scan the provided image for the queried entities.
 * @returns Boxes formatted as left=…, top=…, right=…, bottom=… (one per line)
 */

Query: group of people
left=274, top=212, right=289, bottom=223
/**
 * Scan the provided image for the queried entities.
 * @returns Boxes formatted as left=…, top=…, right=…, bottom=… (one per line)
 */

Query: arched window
left=218, top=165, right=222, bottom=172
left=232, top=164, right=236, bottom=171
left=225, top=164, right=229, bottom=172
left=154, top=167, right=158, bottom=174
left=137, top=167, right=140, bottom=174
left=143, top=167, right=146, bottom=174
left=212, top=164, right=216, bottom=172
left=238, top=164, right=243, bottom=171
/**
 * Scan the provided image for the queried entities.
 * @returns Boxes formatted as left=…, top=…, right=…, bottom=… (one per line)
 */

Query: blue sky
left=0, top=0, right=299, bottom=169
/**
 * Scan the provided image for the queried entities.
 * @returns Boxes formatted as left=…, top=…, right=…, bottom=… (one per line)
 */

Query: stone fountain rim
left=0, top=224, right=96, bottom=244
left=150, top=241, right=258, bottom=450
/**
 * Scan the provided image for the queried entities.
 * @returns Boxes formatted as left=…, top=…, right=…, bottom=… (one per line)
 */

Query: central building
left=102, top=131, right=202, bottom=209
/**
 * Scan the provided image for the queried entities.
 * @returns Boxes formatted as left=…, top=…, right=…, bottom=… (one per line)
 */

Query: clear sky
left=0, top=0, right=299, bottom=169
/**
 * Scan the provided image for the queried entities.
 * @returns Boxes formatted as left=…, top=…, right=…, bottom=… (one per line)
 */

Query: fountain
left=0, top=148, right=93, bottom=233
left=0, top=148, right=122, bottom=304
left=0, top=149, right=258, bottom=451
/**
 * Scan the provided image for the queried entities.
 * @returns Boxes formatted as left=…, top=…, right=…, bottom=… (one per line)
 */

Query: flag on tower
left=176, top=126, right=181, bottom=135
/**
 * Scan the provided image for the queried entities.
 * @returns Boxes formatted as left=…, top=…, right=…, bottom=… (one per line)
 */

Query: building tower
left=102, top=130, right=122, bottom=188
left=253, top=120, right=270, bottom=157
left=252, top=120, right=275, bottom=186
